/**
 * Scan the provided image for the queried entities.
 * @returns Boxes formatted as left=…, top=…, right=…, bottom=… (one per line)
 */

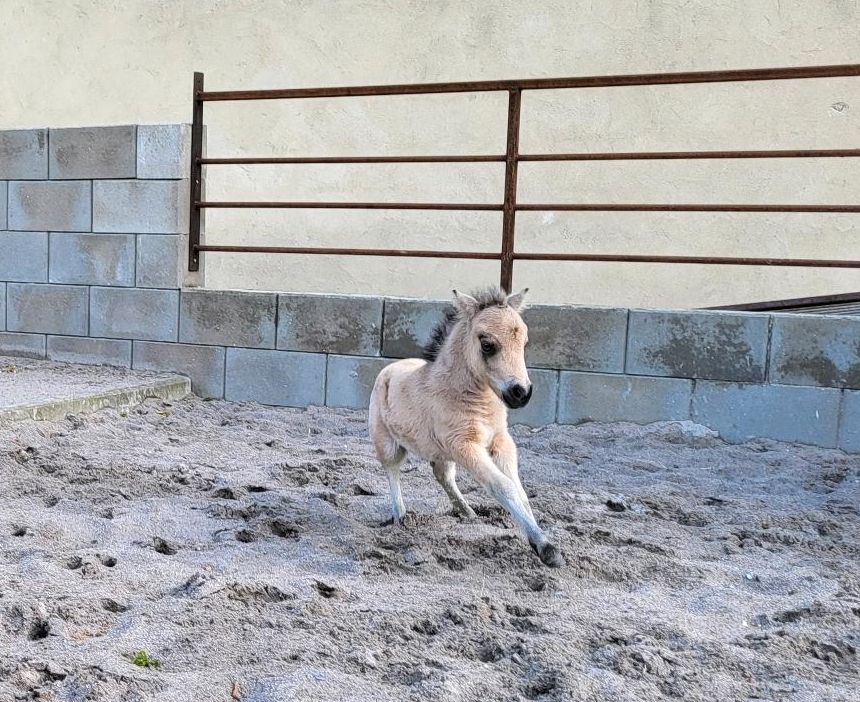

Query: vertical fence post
left=188, top=72, right=205, bottom=272
left=500, top=88, right=522, bottom=293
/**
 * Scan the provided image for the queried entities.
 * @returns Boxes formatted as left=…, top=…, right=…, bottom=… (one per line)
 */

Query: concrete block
left=626, top=309, right=769, bottom=382
left=6, top=283, right=88, bottom=336
left=558, top=371, right=692, bottom=425
left=90, top=287, right=179, bottom=342
left=49, top=126, right=136, bottom=179
left=225, top=348, right=326, bottom=407
left=0, top=129, right=48, bottom=179
left=0, top=283, right=4, bottom=329
left=0, top=332, right=45, bottom=359
left=523, top=305, right=628, bottom=372
left=8, top=181, right=92, bottom=232
left=133, top=341, right=225, bottom=399
left=325, top=355, right=393, bottom=409
left=692, top=381, right=840, bottom=448
left=509, top=369, right=559, bottom=427
left=137, top=124, right=190, bottom=179
left=769, top=314, right=860, bottom=389
left=93, top=180, right=187, bottom=234
left=0, top=181, right=6, bottom=228
left=278, top=293, right=383, bottom=355
left=839, top=391, right=860, bottom=453
left=136, top=235, right=182, bottom=288
left=381, top=298, right=449, bottom=358
left=0, top=232, right=48, bottom=282
left=47, top=336, right=131, bottom=367
left=180, top=290, right=276, bottom=348
left=49, top=233, right=135, bottom=286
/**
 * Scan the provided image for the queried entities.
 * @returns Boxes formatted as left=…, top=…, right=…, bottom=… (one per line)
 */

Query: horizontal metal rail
left=518, top=148, right=860, bottom=161
left=196, top=201, right=860, bottom=213
left=196, top=245, right=500, bottom=259
left=199, top=63, right=860, bottom=101
left=196, top=201, right=502, bottom=210
left=516, top=204, right=860, bottom=213
left=201, top=148, right=860, bottom=165
left=200, top=155, right=506, bottom=164
left=513, top=253, right=860, bottom=267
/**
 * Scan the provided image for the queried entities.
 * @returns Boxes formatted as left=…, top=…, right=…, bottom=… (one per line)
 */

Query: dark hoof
left=531, top=542, right=564, bottom=568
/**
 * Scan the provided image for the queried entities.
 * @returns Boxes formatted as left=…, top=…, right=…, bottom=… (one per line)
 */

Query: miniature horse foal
left=369, top=287, right=563, bottom=567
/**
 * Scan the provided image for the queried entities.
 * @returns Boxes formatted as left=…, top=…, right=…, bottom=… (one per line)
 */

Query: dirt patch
left=0, top=396, right=858, bottom=701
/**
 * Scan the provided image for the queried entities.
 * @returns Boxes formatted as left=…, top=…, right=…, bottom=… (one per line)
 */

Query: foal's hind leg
left=371, top=421, right=408, bottom=524
left=432, top=461, right=476, bottom=518
left=383, top=447, right=408, bottom=524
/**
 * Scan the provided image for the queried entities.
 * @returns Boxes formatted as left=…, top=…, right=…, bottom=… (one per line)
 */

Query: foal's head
left=446, top=287, right=532, bottom=409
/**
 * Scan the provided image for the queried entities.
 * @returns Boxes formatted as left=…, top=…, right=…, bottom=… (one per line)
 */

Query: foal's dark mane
left=422, top=287, right=508, bottom=362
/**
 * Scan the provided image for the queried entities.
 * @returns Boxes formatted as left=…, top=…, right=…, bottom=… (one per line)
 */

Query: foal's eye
left=479, top=338, right=498, bottom=357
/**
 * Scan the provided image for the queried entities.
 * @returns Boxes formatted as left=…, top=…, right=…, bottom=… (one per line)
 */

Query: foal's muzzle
left=502, top=383, right=533, bottom=409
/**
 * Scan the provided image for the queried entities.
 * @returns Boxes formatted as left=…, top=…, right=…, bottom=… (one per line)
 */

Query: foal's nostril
left=503, top=383, right=532, bottom=409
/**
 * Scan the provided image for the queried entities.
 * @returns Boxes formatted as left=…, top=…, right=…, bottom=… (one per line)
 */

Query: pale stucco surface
left=2, top=0, right=859, bottom=306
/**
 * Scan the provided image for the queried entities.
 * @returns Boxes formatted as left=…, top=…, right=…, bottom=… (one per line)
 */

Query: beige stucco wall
left=2, top=0, right=859, bottom=306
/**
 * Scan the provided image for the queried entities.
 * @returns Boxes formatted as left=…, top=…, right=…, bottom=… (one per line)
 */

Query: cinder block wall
left=1, top=124, right=857, bottom=453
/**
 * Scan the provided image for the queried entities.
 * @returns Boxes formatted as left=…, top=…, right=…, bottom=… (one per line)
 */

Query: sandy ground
left=0, top=395, right=858, bottom=701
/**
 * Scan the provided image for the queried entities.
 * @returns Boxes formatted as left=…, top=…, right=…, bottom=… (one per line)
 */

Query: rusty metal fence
left=188, top=64, right=860, bottom=304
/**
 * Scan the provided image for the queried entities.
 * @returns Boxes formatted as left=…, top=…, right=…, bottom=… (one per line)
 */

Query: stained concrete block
left=626, top=309, right=769, bottom=382
left=0, top=332, right=46, bottom=358
left=0, top=283, right=4, bottom=329
left=0, top=232, right=48, bottom=282
left=136, top=235, right=182, bottom=288
left=8, top=181, right=92, bottom=232
left=180, top=290, right=276, bottom=348
left=225, top=348, right=326, bottom=407
left=49, top=233, right=135, bottom=286
left=49, top=126, right=136, bottom=179
left=692, top=381, right=840, bottom=448
left=509, top=369, right=559, bottom=427
left=325, top=355, right=393, bottom=409
left=133, top=341, right=225, bottom=399
left=137, top=124, right=190, bottom=179
left=524, top=305, right=628, bottom=372
left=0, top=181, right=6, bottom=228
left=839, top=390, right=860, bottom=453
left=558, top=371, right=692, bottom=425
left=47, top=336, right=131, bottom=367
left=93, top=180, right=188, bottom=234
left=769, top=314, right=860, bottom=389
left=381, top=298, right=449, bottom=358
left=0, top=129, right=48, bottom=179
left=278, top=293, right=383, bottom=355
left=90, top=287, right=179, bottom=342
left=6, top=283, right=88, bottom=336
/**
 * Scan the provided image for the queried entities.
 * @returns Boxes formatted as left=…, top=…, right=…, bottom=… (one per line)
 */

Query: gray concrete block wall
left=2, top=123, right=859, bottom=453
left=769, top=314, right=860, bottom=389
left=0, top=130, right=48, bottom=179
left=180, top=290, right=276, bottom=348
left=0, top=232, right=48, bottom=282
left=49, top=126, right=137, bottom=180
left=626, top=309, right=769, bottom=382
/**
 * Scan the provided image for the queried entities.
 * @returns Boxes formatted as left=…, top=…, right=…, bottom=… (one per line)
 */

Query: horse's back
left=370, top=357, right=425, bottom=411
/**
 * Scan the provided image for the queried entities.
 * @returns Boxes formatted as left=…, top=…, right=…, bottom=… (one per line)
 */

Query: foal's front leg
left=455, top=443, right=563, bottom=567
left=489, top=432, right=535, bottom=521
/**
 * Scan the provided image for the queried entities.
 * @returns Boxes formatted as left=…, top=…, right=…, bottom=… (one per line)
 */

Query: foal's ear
left=452, top=289, right=479, bottom=316
left=506, top=288, right=529, bottom=312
